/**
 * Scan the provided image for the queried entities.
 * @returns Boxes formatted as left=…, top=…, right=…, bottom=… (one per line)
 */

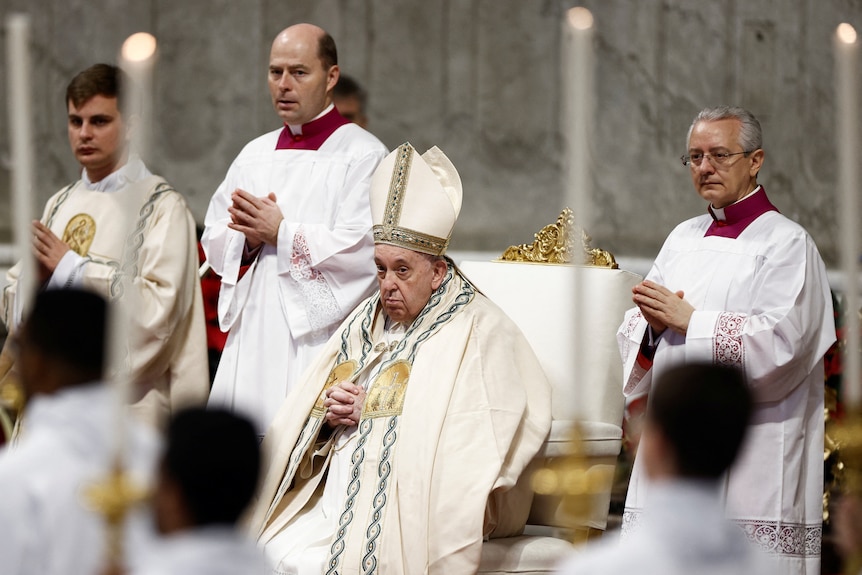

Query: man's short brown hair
left=65, top=63, right=125, bottom=109
left=318, top=31, right=338, bottom=69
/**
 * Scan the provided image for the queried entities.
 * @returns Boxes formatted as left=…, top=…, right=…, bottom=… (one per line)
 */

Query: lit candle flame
left=122, top=32, right=157, bottom=63
left=838, top=23, right=858, bottom=45
left=567, top=7, right=593, bottom=31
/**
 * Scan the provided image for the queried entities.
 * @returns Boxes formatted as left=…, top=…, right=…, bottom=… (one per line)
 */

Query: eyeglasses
left=680, top=151, right=751, bottom=168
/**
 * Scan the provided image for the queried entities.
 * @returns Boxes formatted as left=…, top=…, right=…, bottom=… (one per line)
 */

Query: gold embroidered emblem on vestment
left=363, top=360, right=410, bottom=418
left=62, top=213, right=96, bottom=257
left=311, top=360, right=358, bottom=418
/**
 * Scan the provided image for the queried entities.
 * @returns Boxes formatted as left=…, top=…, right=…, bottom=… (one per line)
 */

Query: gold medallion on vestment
left=62, top=213, right=96, bottom=256
left=311, top=360, right=358, bottom=418
left=364, top=360, right=410, bottom=418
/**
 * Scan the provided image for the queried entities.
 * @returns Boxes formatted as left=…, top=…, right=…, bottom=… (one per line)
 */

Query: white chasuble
left=251, top=265, right=552, bottom=574
left=202, top=124, right=387, bottom=433
left=618, top=206, right=835, bottom=575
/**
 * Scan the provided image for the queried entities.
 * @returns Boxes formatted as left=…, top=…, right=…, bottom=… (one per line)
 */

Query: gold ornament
left=499, top=208, right=617, bottom=268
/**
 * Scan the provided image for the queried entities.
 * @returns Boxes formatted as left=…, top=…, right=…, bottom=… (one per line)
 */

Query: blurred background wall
left=0, top=0, right=859, bottom=265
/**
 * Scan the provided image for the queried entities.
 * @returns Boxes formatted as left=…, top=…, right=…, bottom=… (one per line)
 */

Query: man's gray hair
left=686, top=106, right=763, bottom=153
left=419, top=252, right=446, bottom=265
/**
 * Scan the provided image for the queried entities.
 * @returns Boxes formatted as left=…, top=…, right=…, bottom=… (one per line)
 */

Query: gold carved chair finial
left=498, top=208, right=618, bottom=268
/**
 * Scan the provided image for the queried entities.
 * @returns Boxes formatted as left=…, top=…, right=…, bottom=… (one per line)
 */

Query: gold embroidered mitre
left=370, top=142, right=462, bottom=256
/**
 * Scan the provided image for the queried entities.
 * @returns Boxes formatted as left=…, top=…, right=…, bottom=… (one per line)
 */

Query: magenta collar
left=705, top=186, right=778, bottom=239
left=275, top=107, right=350, bottom=150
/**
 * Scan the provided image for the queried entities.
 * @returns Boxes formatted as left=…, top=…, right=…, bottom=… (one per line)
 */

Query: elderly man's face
left=375, top=244, right=447, bottom=326
left=67, top=95, right=128, bottom=183
left=687, top=118, right=763, bottom=209
left=268, top=26, right=338, bottom=126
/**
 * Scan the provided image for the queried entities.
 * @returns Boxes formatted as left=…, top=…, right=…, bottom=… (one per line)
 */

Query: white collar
left=81, top=155, right=152, bottom=192
left=710, top=185, right=761, bottom=221
left=287, top=103, right=335, bottom=136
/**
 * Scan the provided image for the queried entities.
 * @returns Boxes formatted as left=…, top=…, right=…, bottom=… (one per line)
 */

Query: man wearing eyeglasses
left=617, top=106, right=835, bottom=575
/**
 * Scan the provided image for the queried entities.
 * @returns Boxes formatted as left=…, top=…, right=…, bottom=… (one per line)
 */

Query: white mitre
left=370, top=142, right=463, bottom=256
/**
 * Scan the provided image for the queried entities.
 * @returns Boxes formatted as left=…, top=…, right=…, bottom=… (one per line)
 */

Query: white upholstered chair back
left=458, top=260, right=642, bottom=574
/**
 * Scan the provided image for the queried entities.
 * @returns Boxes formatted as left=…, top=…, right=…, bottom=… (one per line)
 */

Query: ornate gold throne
left=459, top=209, right=642, bottom=574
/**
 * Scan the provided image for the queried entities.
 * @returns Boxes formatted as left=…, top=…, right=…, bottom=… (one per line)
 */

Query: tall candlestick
left=106, top=290, right=133, bottom=463
left=120, top=32, right=157, bottom=163
left=6, top=14, right=36, bottom=319
left=564, top=7, right=594, bottom=241
left=563, top=7, right=594, bottom=422
left=107, top=32, right=158, bottom=460
left=835, top=23, right=860, bottom=409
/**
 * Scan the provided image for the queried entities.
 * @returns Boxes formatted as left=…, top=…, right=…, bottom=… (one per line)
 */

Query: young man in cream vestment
left=202, top=24, right=386, bottom=434
left=249, top=143, right=552, bottom=574
left=1, top=64, right=209, bottom=426
left=617, top=107, right=835, bottom=575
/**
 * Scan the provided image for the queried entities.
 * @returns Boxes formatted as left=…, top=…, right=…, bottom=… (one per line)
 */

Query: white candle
left=564, top=7, right=594, bottom=240
left=563, top=7, right=594, bottom=422
left=120, top=32, right=157, bottom=162
left=108, top=32, right=158, bottom=460
left=835, top=23, right=861, bottom=409
left=106, top=292, right=133, bottom=462
left=6, top=14, right=36, bottom=318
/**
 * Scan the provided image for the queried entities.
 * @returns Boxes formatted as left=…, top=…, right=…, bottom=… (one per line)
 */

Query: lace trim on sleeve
left=290, top=226, right=342, bottom=332
left=620, top=310, right=644, bottom=360
left=622, top=310, right=651, bottom=395
left=714, top=312, right=746, bottom=367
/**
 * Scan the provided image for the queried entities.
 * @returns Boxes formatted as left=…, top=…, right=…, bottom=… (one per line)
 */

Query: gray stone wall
left=0, top=0, right=860, bottom=265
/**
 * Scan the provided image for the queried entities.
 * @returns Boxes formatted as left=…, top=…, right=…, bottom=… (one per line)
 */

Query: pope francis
left=248, top=142, right=552, bottom=574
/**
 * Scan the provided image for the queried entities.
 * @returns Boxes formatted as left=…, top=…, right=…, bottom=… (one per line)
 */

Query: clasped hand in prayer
left=323, top=381, right=366, bottom=427
left=632, top=279, right=695, bottom=337
left=228, top=188, right=284, bottom=249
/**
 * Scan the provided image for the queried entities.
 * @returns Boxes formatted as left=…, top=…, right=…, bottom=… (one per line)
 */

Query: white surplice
left=0, top=384, right=160, bottom=575
left=556, top=480, right=779, bottom=575
left=617, top=200, right=835, bottom=575
left=202, top=124, right=387, bottom=433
